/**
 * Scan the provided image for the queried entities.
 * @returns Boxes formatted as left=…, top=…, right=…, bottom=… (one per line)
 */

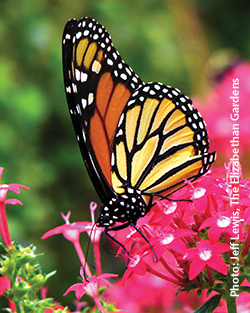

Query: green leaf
left=239, top=286, right=250, bottom=293
left=193, top=295, right=221, bottom=313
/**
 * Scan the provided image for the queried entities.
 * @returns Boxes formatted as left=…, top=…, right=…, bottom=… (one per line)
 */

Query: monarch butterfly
left=62, top=17, right=216, bottom=232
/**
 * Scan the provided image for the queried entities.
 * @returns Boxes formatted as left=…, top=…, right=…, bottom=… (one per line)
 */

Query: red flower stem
left=145, top=264, right=188, bottom=287
left=160, top=256, right=186, bottom=283
left=210, top=195, right=219, bottom=212
left=205, top=265, right=214, bottom=287
left=73, top=240, right=92, bottom=277
left=93, top=239, right=102, bottom=277
left=0, top=197, right=12, bottom=247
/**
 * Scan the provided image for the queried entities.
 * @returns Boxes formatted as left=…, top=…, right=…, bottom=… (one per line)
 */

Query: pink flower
left=150, top=227, right=196, bottom=259
left=42, top=203, right=105, bottom=277
left=122, top=252, right=149, bottom=284
left=199, top=211, right=242, bottom=243
left=0, top=167, right=29, bottom=247
left=185, top=177, right=227, bottom=213
left=0, top=276, right=10, bottom=296
left=183, top=240, right=231, bottom=280
left=42, top=211, right=96, bottom=244
left=42, top=209, right=103, bottom=277
left=64, top=267, right=117, bottom=313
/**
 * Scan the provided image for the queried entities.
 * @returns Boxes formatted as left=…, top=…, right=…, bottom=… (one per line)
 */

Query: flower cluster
left=42, top=204, right=118, bottom=313
left=2, top=160, right=250, bottom=312
left=105, top=162, right=250, bottom=312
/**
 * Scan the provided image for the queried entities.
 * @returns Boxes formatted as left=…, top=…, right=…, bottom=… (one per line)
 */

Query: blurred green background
left=0, top=0, right=250, bottom=309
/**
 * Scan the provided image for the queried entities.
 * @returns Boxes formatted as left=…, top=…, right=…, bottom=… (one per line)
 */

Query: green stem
left=224, top=294, right=237, bottom=313
left=14, top=300, right=22, bottom=313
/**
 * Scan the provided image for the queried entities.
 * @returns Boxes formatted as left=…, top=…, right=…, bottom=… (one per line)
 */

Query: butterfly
left=62, top=17, right=216, bottom=232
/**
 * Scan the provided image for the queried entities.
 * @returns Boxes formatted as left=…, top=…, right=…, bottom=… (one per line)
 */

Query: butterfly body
left=62, top=17, right=216, bottom=230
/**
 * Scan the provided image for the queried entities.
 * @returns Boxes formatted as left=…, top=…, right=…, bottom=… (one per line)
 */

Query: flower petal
left=207, top=255, right=228, bottom=275
left=189, top=258, right=206, bottom=280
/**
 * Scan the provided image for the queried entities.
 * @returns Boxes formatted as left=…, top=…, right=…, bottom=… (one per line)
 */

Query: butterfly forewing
left=62, top=17, right=143, bottom=202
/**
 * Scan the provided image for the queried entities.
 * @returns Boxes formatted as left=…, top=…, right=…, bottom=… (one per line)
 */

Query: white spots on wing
left=76, top=104, right=82, bottom=115
left=120, top=73, right=127, bottom=80
left=143, top=86, right=150, bottom=92
left=75, top=68, right=80, bottom=81
left=125, top=67, right=132, bottom=76
left=83, top=29, right=90, bottom=37
left=107, top=58, right=114, bottom=66
left=199, top=121, right=204, bottom=129
left=66, top=86, right=71, bottom=93
left=81, top=72, right=88, bottom=82
left=82, top=129, right=86, bottom=142
left=192, top=123, right=198, bottom=129
left=88, top=93, right=94, bottom=105
left=118, top=113, right=124, bottom=127
left=76, top=31, right=82, bottom=39
left=127, top=99, right=135, bottom=107
left=81, top=98, right=87, bottom=109
left=132, top=76, right=138, bottom=83
left=72, top=83, right=77, bottom=93
left=116, top=128, right=123, bottom=137
left=188, top=103, right=193, bottom=111
left=111, top=152, right=115, bottom=166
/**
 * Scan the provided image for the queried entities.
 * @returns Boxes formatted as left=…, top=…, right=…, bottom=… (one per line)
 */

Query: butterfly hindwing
left=62, top=17, right=143, bottom=202
left=111, top=82, right=216, bottom=204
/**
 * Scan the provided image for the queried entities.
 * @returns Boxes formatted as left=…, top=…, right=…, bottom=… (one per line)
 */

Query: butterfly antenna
left=130, top=223, right=158, bottom=262
left=152, top=192, right=193, bottom=203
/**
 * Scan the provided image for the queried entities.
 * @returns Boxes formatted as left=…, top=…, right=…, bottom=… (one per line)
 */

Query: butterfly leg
left=130, top=223, right=158, bottom=262
left=105, top=222, right=131, bottom=257
left=151, top=192, right=193, bottom=203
